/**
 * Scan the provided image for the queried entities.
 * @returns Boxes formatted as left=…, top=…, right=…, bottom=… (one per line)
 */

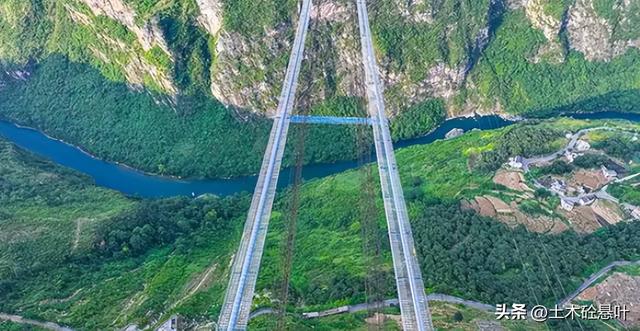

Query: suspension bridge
left=217, top=0, right=433, bottom=329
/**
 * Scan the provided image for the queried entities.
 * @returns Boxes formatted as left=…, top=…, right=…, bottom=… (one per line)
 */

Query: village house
left=550, top=179, right=567, bottom=194
left=601, top=165, right=618, bottom=180
left=564, top=150, right=579, bottom=163
left=157, top=315, right=182, bottom=331
left=561, top=198, right=575, bottom=211
left=575, top=140, right=591, bottom=152
left=508, top=156, right=524, bottom=169
left=578, top=195, right=596, bottom=206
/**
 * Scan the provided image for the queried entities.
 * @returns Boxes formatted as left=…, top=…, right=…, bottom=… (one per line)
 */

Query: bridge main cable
left=355, top=0, right=434, bottom=330
left=216, top=0, right=313, bottom=329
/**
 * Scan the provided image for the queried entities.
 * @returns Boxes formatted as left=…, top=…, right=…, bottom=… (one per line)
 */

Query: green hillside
left=1, top=0, right=640, bottom=178
left=2, top=118, right=639, bottom=330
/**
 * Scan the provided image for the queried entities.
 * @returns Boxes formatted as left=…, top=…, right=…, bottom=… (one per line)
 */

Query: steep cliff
left=1, top=0, right=639, bottom=117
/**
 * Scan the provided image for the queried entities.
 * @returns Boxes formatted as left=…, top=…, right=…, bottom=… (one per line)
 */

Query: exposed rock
left=211, top=29, right=287, bottom=114
left=211, top=1, right=363, bottom=114
left=506, top=0, right=527, bottom=10
left=6, top=70, right=30, bottom=81
left=525, top=0, right=561, bottom=41
left=196, top=0, right=223, bottom=36
left=522, top=0, right=566, bottom=63
left=311, top=1, right=349, bottom=22
left=395, top=0, right=433, bottom=23
left=566, top=0, right=640, bottom=61
left=81, top=0, right=171, bottom=55
left=62, top=3, right=177, bottom=96
left=96, top=33, right=177, bottom=95
left=65, top=4, right=92, bottom=25
left=424, top=63, right=466, bottom=99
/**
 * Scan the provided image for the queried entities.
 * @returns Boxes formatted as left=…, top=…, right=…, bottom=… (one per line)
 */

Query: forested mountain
left=2, top=0, right=639, bottom=114
left=0, top=0, right=639, bottom=179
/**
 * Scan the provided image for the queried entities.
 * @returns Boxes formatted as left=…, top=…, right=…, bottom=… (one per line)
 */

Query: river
left=0, top=112, right=638, bottom=198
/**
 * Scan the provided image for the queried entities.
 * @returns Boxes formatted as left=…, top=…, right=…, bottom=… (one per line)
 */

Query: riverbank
left=0, top=114, right=515, bottom=197
left=1, top=111, right=639, bottom=198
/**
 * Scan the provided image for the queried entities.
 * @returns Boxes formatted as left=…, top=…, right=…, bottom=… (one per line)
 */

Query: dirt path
left=72, top=218, right=83, bottom=251
left=0, top=313, right=73, bottom=331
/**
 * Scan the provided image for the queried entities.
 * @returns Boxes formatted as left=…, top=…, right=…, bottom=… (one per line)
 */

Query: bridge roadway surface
left=216, top=0, right=313, bottom=329
left=356, top=0, right=433, bottom=330
left=289, top=115, right=373, bottom=125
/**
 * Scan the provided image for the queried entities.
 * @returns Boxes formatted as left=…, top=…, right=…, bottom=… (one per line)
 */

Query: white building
left=550, top=179, right=567, bottom=194
left=575, top=140, right=591, bottom=152
left=601, top=165, right=618, bottom=179
left=564, top=150, right=578, bottom=163
left=157, top=315, right=181, bottom=331
left=508, top=156, right=524, bottom=169
left=578, top=195, right=596, bottom=206
left=561, top=198, right=575, bottom=211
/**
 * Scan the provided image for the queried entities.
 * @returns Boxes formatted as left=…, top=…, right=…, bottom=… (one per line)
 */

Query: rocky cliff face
left=511, top=0, right=640, bottom=62
left=81, top=0, right=171, bottom=54
left=567, top=0, right=640, bottom=61
left=1, top=0, right=639, bottom=117
left=61, top=0, right=178, bottom=95
left=196, top=0, right=224, bottom=37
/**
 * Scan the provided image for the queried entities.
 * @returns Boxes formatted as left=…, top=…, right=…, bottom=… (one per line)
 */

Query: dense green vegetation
left=475, top=122, right=564, bottom=172
left=222, top=0, right=295, bottom=37
left=390, top=99, right=446, bottom=140
left=0, top=55, right=363, bottom=178
left=2, top=119, right=639, bottom=330
left=609, top=183, right=640, bottom=206
left=413, top=201, right=640, bottom=306
left=472, top=10, right=640, bottom=115
left=572, top=154, right=610, bottom=169
left=370, top=0, right=491, bottom=79
left=537, top=160, right=574, bottom=175
left=0, top=136, right=250, bottom=329
left=0, top=139, right=133, bottom=280
left=591, top=132, right=640, bottom=161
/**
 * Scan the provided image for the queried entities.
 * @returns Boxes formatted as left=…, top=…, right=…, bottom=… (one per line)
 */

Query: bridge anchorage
left=216, top=0, right=434, bottom=330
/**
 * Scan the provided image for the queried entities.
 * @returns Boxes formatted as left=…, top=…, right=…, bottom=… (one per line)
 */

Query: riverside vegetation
left=1, top=0, right=640, bottom=179
left=1, top=118, right=639, bottom=330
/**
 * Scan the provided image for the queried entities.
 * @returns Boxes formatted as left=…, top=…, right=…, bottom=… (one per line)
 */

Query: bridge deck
left=356, top=0, right=434, bottom=330
left=216, top=0, right=313, bottom=329
left=290, top=115, right=373, bottom=125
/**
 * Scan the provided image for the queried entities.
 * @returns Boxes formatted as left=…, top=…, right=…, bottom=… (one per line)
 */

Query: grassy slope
left=0, top=139, right=133, bottom=279
left=2, top=119, right=640, bottom=330
left=0, top=137, right=247, bottom=329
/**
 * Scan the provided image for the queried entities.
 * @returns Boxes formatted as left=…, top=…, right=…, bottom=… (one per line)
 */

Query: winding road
left=0, top=313, right=73, bottom=331
left=247, top=260, right=640, bottom=322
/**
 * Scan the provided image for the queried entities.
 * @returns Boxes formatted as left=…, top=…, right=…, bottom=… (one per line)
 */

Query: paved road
left=249, top=260, right=640, bottom=323
left=558, top=260, right=640, bottom=307
left=216, top=0, right=313, bottom=329
left=356, top=0, right=433, bottom=330
left=0, top=313, right=73, bottom=331
left=522, top=127, right=604, bottom=171
left=248, top=295, right=493, bottom=321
